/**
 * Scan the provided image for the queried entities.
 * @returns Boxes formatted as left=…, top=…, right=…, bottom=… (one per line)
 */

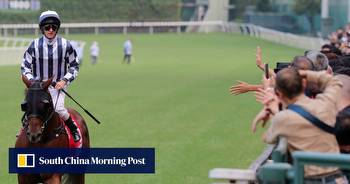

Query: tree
left=293, top=0, right=321, bottom=35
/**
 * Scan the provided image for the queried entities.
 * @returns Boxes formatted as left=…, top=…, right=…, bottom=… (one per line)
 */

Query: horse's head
left=21, top=76, right=54, bottom=143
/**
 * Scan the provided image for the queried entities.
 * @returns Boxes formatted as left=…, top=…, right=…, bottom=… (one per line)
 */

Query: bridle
left=21, top=82, right=56, bottom=135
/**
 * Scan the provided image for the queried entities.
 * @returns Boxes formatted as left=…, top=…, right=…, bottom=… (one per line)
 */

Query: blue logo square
left=26, top=155, right=34, bottom=167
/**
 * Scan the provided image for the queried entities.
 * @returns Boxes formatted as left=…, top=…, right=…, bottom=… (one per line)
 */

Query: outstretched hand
left=251, top=108, right=271, bottom=133
left=251, top=88, right=280, bottom=133
left=230, top=80, right=251, bottom=95
left=255, top=88, right=273, bottom=104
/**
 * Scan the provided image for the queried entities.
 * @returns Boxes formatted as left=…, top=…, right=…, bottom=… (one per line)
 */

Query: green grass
left=0, top=33, right=302, bottom=183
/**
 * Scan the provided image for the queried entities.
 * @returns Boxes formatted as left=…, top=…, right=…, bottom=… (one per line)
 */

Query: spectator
left=335, top=108, right=350, bottom=180
left=230, top=46, right=272, bottom=95
left=305, top=50, right=330, bottom=71
left=289, top=56, right=314, bottom=70
left=90, top=41, right=99, bottom=65
left=321, top=44, right=341, bottom=56
left=123, top=39, right=132, bottom=64
left=335, top=75, right=350, bottom=111
left=335, top=108, right=350, bottom=154
left=230, top=55, right=313, bottom=96
left=289, top=56, right=322, bottom=98
left=335, top=67, right=350, bottom=76
left=260, top=69, right=346, bottom=182
left=71, top=41, right=84, bottom=66
left=76, top=42, right=84, bottom=66
left=334, top=74, right=350, bottom=154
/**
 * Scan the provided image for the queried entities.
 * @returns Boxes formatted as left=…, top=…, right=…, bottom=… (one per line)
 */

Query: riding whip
left=52, top=82, right=101, bottom=124
left=61, top=89, right=101, bottom=124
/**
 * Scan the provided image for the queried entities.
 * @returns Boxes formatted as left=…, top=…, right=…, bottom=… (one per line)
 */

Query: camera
left=273, top=62, right=290, bottom=74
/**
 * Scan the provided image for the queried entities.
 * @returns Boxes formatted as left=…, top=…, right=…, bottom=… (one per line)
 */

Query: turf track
left=0, top=33, right=302, bottom=183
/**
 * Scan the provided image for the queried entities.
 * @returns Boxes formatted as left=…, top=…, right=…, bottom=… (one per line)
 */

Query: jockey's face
left=43, top=24, right=58, bottom=39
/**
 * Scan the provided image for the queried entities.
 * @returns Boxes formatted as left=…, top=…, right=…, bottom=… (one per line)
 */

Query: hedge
left=0, top=0, right=181, bottom=24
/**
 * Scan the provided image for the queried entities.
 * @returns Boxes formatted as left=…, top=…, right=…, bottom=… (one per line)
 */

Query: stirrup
left=71, top=130, right=81, bottom=142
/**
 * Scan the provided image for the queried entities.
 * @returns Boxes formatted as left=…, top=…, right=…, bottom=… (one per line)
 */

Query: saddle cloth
left=64, top=114, right=82, bottom=148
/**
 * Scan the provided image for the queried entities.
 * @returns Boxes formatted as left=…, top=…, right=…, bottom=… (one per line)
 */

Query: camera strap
left=287, top=104, right=335, bottom=135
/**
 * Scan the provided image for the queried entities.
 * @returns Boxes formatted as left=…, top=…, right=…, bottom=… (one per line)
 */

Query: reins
left=22, top=84, right=65, bottom=141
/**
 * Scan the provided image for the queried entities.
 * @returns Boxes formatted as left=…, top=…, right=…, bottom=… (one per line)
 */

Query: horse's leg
left=18, top=174, right=27, bottom=184
left=63, top=174, right=84, bottom=184
left=18, top=173, right=42, bottom=184
left=42, top=173, right=61, bottom=184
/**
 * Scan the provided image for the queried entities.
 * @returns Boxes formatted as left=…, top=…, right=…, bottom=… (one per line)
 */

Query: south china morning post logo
left=38, top=156, right=145, bottom=167
left=17, top=154, right=35, bottom=168
left=9, top=148, right=155, bottom=173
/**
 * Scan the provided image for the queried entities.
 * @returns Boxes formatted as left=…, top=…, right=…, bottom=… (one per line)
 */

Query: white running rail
left=0, top=37, right=85, bottom=66
left=0, top=21, right=327, bottom=65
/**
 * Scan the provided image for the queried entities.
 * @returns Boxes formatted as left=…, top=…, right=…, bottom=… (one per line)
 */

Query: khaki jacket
left=264, top=71, right=343, bottom=176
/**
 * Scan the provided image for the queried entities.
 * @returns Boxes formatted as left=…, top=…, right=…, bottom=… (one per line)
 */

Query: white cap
left=39, top=10, right=60, bottom=28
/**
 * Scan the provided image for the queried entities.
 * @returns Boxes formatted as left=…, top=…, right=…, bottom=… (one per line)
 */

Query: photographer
left=259, top=69, right=347, bottom=183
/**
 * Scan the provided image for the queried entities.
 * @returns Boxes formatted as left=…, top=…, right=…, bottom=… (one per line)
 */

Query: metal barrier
left=210, top=137, right=350, bottom=184
left=257, top=139, right=350, bottom=184
left=292, top=152, right=350, bottom=184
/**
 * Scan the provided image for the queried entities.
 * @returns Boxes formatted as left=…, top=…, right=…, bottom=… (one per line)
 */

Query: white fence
left=223, top=22, right=327, bottom=51
left=0, top=37, right=31, bottom=65
left=0, top=21, right=226, bottom=36
left=0, top=37, right=85, bottom=66
left=0, top=21, right=327, bottom=65
left=0, top=21, right=327, bottom=50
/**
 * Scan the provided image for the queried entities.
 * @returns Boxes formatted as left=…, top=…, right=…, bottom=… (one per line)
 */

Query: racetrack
left=0, top=33, right=302, bottom=183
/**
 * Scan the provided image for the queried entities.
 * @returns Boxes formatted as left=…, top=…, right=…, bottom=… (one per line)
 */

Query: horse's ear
left=42, top=77, right=53, bottom=90
left=22, top=75, right=32, bottom=88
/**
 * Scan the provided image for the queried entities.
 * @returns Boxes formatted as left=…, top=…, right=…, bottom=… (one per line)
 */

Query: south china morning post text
left=38, top=156, right=145, bottom=167
left=9, top=148, right=155, bottom=173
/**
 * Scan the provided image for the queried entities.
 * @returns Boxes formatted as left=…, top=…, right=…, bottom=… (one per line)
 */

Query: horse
left=15, top=76, right=90, bottom=184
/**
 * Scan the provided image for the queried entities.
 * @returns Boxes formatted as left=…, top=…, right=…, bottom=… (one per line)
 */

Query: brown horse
left=15, top=76, right=90, bottom=184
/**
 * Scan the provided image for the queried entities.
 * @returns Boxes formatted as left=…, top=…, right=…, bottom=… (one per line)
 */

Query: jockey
left=20, top=10, right=81, bottom=142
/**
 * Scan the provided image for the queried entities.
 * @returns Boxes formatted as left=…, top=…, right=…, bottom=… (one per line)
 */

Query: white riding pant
left=48, top=86, right=70, bottom=121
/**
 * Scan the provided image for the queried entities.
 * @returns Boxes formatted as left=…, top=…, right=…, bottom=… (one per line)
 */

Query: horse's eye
left=21, top=102, right=27, bottom=112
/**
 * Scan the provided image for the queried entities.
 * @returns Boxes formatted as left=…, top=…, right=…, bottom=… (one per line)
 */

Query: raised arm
left=299, top=70, right=342, bottom=104
left=256, top=46, right=276, bottom=77
left=229, top=80, right=263, bottom=95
